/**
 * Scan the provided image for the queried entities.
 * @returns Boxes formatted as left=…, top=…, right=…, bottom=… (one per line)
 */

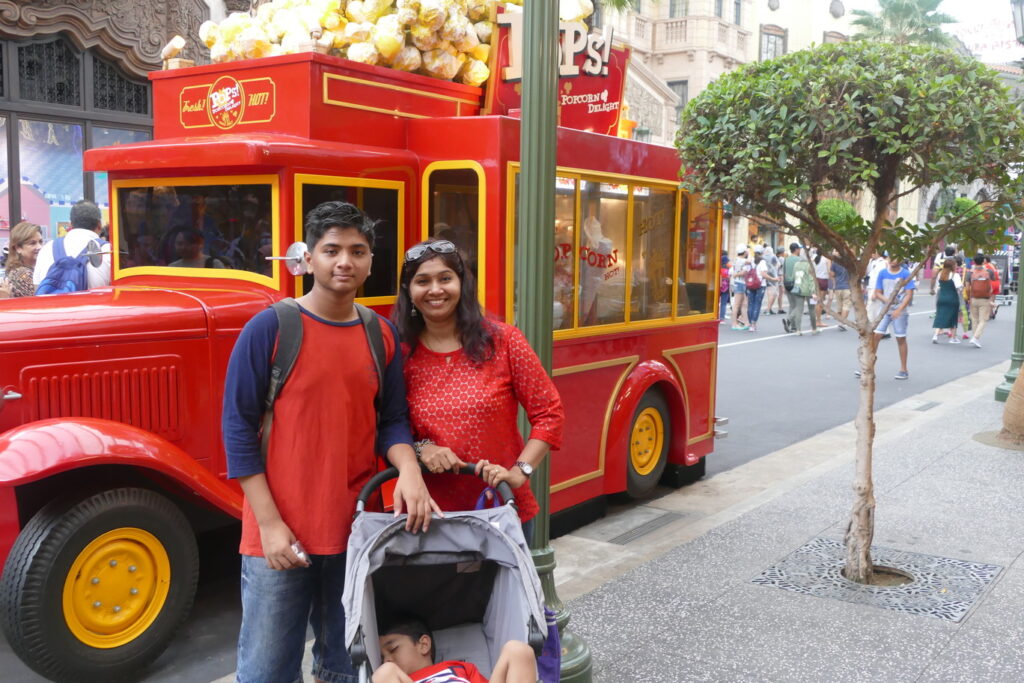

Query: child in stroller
left=344, top=467, right=550, bottom=683
left=374, top=616, right=536, bottom=682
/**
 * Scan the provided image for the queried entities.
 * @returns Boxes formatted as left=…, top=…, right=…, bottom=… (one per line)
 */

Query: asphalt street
left=1, top=293, right=1016, bottom=682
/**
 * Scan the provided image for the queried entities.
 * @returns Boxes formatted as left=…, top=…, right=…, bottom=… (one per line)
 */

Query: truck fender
left=604, top=360, right=690, bottom=494
left=0, top=417, right=242, bottom=519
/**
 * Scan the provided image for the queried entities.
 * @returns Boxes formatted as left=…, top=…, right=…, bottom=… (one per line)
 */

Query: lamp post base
left=532, top=545, right=592, bottom=683
left=995, top=354, right=1024, bottom=402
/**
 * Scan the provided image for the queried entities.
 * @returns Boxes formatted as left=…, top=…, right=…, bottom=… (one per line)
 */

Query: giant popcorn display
left=197, top=0, right=595, bottom=88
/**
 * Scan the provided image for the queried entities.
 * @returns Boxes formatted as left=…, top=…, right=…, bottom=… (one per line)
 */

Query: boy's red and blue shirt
left=222, top=305, right=413, bottom=556
left=411, top=660, right=488, bottom=683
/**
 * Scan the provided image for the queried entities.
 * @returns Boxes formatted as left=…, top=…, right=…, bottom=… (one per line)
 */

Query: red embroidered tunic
left=404, top=321, right=564, bottom=521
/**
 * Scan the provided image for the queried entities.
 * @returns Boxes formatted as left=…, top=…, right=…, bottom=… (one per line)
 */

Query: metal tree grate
left=752, top=537, right=1001, bottom=622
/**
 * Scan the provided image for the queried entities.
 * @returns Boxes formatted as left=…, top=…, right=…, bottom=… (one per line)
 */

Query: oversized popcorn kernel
left=473, top=20, right=493, bottom=44
left=347, top=40, right=381, bottom=64
left=373, top=14, right=405, bottom=61
left=390, top=44, right=423, bottom=71
left=199, top=20, right=220, bottom=48
left=458, top=57, right=489, bottom=86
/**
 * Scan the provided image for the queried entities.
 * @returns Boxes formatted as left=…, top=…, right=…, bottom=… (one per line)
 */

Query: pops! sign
left=484, top=11, right=631, bottom=136
left=178, top=75, right=277, bottom=130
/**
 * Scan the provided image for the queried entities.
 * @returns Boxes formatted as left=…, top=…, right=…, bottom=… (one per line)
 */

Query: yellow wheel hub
left=62, top=527, right=171, bottom=649
left=630, top=407, right=665, bottom=476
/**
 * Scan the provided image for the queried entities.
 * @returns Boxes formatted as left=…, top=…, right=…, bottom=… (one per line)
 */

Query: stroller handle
left=356, top=464, right=516, bottom=513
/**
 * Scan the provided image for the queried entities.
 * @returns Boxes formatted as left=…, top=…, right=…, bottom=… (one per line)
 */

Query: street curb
left=551, top=360, right=1011, bottom=602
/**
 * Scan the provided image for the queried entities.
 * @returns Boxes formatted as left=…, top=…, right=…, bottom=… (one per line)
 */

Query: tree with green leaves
left=677, top=41, right=1024, bottom=583
left=851, top=0, right=956, bottom=47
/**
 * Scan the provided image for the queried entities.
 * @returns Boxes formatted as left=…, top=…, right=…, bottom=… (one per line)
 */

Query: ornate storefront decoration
left=0, top=0, right=209, bottom=80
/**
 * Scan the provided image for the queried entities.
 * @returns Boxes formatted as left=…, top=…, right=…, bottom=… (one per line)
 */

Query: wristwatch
left=515, top=461, right=534, bottom=478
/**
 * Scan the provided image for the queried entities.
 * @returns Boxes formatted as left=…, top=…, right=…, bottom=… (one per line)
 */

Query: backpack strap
left=355, top=302, right=386, bottom=428
left=260, top=298, right=303, bottom=464
left=52, top=236, right=68, bottom=261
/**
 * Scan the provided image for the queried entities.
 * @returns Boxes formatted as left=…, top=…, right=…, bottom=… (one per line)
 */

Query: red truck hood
left=0, top=286, right=271, bottom=351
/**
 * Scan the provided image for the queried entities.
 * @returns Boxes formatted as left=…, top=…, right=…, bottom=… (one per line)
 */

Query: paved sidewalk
left=554, top=361, right=1024, bottom=681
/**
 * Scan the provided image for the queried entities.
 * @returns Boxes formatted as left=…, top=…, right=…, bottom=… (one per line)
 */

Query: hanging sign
left=484, top=11, right=631, bottom=136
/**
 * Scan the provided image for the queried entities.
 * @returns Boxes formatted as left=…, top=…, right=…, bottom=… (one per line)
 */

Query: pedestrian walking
left=745, top=245, right=769, bottom=332
left=931, top=258, right=962, bottom=343
left=813, top=248, right=832, bottom=330
left=730, top=245, right=751, bottom=330
left=860, top=254, right=916, bottom=380
left=829, top=252, right=852, bottom=331
left=866, top=250, right=888, bottom=323
left=965, top=253, right=994, bottom=348
left=762, top=245, right=784, bottom=314
left=783, top=244, right=814, bottom=335
left=983, top=255, right=1001, bottom=319
left=719, top=255, right=731, bottom=324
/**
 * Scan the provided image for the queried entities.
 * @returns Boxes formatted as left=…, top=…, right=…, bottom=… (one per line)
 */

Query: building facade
left=0, top=0, right=211, bottom=245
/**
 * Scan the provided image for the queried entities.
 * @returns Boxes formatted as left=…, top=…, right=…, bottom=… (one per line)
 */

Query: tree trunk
left=844, top=278, right=876, bottom=584
left=999, top=370, right=1024, bottom=446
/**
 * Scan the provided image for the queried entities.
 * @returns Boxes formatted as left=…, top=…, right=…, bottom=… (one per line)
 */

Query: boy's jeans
left=237, top=553, right=356, bottom=683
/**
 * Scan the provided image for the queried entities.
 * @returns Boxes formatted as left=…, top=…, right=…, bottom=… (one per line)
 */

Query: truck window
left=300, top=182, right=400, bottom=299
left=579, top=180, right=627, bottom=327
left=631, top=186, right=675, bottom=322
left=553, top=176, right=577, bottom=331
left=117, top=183, right=273, bottom=275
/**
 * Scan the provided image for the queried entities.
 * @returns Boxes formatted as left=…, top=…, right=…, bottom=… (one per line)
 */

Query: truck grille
left=22, top=357, right=184, bottom=441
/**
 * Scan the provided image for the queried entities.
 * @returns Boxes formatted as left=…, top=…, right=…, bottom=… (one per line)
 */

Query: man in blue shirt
left=863, top=255, right=916, bottom=380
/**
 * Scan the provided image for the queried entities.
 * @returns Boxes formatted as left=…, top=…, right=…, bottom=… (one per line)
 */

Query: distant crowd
left=719, top=241, right=1006, bottom=381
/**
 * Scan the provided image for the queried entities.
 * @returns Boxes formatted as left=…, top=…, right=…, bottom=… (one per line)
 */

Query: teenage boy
left=374, top=618, right=537, bottom=683
left=965, top=253, right=993, bottom=347
left=859, top=254, right=916, bottom=380
left=223, top=201, right=439, bottom=683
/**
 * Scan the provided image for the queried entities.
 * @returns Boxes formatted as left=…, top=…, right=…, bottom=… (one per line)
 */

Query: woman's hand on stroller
left=419, top=443, right=466, bottom=474
left=393, top=461, right=444, bottom=533
left=259, top=519, right=310, bottom=570
left=476, top=460, right=528, bottom=490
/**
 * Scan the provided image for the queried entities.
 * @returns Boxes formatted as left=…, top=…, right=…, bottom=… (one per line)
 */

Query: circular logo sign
left=208, top=76, right=244, bottom=130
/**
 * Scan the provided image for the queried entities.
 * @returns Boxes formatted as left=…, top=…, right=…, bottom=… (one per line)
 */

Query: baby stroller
left=343, top=466, right=548, bottom=682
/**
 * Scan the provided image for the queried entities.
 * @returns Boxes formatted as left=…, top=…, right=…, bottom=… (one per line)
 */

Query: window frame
left=759, top=25, right=788, bottom=61
left=669, top=0, right=688, bottom=18
left=506, top=162, right=719, bottom=340
left=421, top=160, right=487, bottom=308
left=294, top=173, right=406, bottom=305
left=111, top=174, right=282, bottom=288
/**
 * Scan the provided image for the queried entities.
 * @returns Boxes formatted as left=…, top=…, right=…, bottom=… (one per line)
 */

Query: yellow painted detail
left=110, top=175, right=282, bottom=289
left=421, top=161, right=487, bottom=308
left=62, top=527, right=171, bottom=649
left=292, top=173, right=406, bottom=300
left=630, top=407, right=665, bottom=476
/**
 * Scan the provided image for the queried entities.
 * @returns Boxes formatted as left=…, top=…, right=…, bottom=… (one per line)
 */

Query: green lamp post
left=997, top=0, right=1024, bottom=402
left=518, top=1, right=593, bottom=680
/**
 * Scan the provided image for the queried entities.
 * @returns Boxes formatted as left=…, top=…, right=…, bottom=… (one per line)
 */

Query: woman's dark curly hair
left=393, top=238, right=496, bottom=363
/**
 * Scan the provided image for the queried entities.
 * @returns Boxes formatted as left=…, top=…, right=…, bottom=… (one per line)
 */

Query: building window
left=94, top=58, right=149, bottom=115
left=668, top=80, right=688, bottom=122
left=715, top=0, right=724, bottom=18
left=760, top=25, right=787, bottom=61
left=734, top=0, right=741, bottom=24
left=669, top=0, right=687, bottom=17
left=823, top=31, right=847, bottom=44
left=18, top=38, right=81, bottom=107
left=632, top=0, right=643, bottom=12
left=0, top=36, right=152, bottom=238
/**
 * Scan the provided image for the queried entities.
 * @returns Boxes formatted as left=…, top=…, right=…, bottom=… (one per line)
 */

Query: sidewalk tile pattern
left=752, top=537, right=1002, bottom=622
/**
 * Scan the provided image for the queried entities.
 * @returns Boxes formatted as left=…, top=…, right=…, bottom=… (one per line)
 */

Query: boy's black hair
left=304, top=201, right=376, bottom=250
left=973, top=253, right=985, bottom=266
left=381, top=615, right=435, bottom=662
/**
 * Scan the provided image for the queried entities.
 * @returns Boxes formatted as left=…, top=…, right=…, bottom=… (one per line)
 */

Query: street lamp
left=1013, top=0, right=1024, bottom=43
left=997, top=1, right=1024, bottom=401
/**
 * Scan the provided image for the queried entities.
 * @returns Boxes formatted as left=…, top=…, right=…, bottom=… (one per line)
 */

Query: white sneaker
left=931, top=335, right=938, bottom=344
left=970, top=338, right=982, bottom=348
left=950, top=337, right=961, bottom=344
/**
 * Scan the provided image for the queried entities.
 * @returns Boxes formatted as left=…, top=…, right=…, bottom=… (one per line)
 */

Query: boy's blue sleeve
left=222, top=308, right=278, bottom=478
left=376, top=317, right=415, bottom=456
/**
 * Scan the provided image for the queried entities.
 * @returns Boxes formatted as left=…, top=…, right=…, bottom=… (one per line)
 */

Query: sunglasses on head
left=404, top=240, right=457, bottom=262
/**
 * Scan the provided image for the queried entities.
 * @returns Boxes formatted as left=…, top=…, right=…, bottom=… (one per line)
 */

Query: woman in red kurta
left=393, top=239, right=564, bottom=529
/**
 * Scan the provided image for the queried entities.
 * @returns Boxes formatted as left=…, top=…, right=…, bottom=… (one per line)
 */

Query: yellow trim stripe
left=292, top=173, right=406, bottom=301
left=323, top=72, right=479, bottom=106
left=420, top=161, right=487, bottom=309
left=110, top=174, right=281, bottom=289
left=661, top=342, right=718, bottom=444
left=550, top=356, right=639, bottom=494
